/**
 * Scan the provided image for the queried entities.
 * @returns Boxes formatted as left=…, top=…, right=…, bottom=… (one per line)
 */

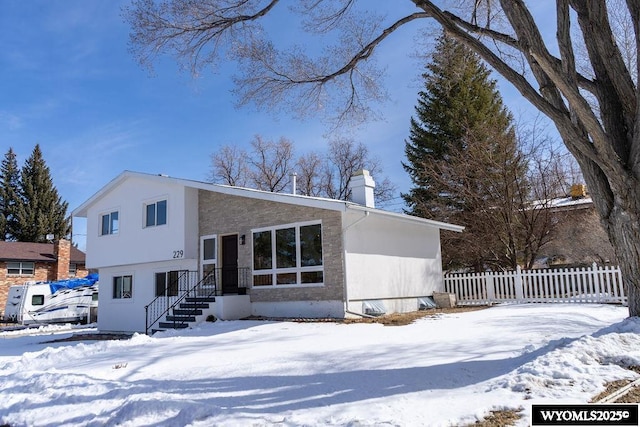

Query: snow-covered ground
left=1, top=304, right=639, bottom=427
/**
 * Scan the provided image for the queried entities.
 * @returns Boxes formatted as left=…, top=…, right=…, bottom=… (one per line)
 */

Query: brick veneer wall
left=199, top=190, right=345, bottom=303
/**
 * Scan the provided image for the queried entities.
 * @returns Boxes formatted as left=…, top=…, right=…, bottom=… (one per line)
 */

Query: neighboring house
left=0, top=239, right=88, bottom=318
left=536, top=184, right=616, bottom=268
left=72, top=170, right=463, bottom=334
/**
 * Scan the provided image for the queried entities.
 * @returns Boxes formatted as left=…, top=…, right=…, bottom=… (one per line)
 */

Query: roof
left=72, top=170, right=464, bottom=233
left=0, top=241, right=86, bottom=263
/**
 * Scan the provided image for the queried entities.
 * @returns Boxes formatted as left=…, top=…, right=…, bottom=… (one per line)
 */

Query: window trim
left=7, top=261, right=35, bottom=276
left=144, top=198, right=168, bottom=228
left=251, top=220, right=324, bottom=288
left=112, top=274, right=133, bottom=300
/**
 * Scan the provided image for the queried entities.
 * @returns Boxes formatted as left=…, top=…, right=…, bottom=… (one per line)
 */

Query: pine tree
left=0, top=148, right=21, bottom=240
left=402, top=32, right=527, bottom=271
left=13, top=144, right=70, bottom=242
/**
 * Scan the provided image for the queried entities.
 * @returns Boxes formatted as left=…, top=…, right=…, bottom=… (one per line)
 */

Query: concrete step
left=173, top=308, right=203, bottom=316
left=166, top=315, right=196, bottom=322
left=158, top=321, right=189, bottom=329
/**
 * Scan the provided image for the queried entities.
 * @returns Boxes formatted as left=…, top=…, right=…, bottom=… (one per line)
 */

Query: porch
left=145, top=267, right=251, bottom=334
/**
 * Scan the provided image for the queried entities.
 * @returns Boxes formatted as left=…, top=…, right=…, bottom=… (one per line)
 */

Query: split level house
left=72, top=170, right=463, bottom=334
left=0, top=239, right=88, bottom=319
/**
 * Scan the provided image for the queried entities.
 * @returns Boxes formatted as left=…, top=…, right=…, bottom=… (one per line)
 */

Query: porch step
left=179, top=302, right=210, bottom=309
left=173, top=308, right=203, bottom=316
left=166, top=315, right=197, bottom=322
left=185, top=296, right=216, bottom=303
left=158, top=321, right=190, bottom=329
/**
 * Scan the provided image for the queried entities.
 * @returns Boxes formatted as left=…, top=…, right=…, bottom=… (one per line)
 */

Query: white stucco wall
left=343, top=210, right=444, bottom=303
left=84, top=176, right=198, bottom=269
left=97, top=258, right=198, bottom=333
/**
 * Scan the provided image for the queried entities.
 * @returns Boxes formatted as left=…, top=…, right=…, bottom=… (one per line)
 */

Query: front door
left=221, top=235, right=239, bottom=294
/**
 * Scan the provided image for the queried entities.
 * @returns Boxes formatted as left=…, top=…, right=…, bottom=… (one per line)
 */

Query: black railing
left=144, top=267, right=251, bottom=335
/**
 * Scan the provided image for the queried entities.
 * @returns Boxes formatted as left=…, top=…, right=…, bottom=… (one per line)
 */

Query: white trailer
left=4, top=274, right=98, bottom=325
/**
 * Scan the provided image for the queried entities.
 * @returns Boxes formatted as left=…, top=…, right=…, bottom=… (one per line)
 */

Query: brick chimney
left=53, top=239, right=71, bottom=280
left=349, top=169, right=376, bottom=208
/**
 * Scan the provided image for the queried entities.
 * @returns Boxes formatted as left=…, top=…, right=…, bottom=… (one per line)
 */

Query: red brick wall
left=54, top=239, right=71, bottom=281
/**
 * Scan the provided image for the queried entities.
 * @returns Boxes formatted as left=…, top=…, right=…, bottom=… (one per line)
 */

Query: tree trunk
left=586, top=171, right=640, bottom=317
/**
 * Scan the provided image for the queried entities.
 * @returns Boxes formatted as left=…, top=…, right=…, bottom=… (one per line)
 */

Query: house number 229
left=173, top=250, right=184, bottom=259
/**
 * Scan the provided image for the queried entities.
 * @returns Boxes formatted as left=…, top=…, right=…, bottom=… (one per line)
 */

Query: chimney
left=570, top=184, right=587, bottom=199
left=53, top=239, right=71, bottom=280
left=349, top=169, right=376, bottom=208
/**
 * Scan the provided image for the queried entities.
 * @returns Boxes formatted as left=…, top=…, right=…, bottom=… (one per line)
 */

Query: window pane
left=111, top=212, right=119, bottom=234
left=276, top=273, right=297, bottom=285
left=157, top=200, right=167, bottom=225
left=101, top=214, right=110, bottom=235
left=113, top=276, right=122, bottom=298
left=301, top=271, right=323, bottom=284
left=122, top=276, right=132, bottom=298
left=300, top=224, right=322, bottom=267
left=22, top=262, right=34, bottom=275
left=167, top=271, right=179, bottom=296
left=276, top=227, right=296, bottom=268
left=253, top=231, right=272, bottom=270
left=7, top=262, right=20, bottom=274
left=253, top=274, right=272, bottom=286
left=146, top=204, right=156, bottom=227
left=203, top=264, right=217, bottom=287
left=203, top=238, right=216, bottom=260
left=155, top=272, right=166, bottom=297
left=32, top=295, right=45, bottom=306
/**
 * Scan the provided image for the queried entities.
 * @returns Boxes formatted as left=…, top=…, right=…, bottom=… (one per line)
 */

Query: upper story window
left=101, top=211, right=119, bottom=235
left=252, top=222, right=323, bottom=287
left=145, top=200, right=167, bottom=227
left=7, top=261, right=35, bottom=275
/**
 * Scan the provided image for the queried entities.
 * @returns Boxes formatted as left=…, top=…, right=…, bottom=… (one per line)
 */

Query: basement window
left=362, top=301, right=386, bottom=317
left=418, top=297, right=437, bottom=310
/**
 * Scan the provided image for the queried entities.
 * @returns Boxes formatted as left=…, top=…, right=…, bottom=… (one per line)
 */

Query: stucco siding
left=97, top=258, right=198, bottom=333
left=344, top=210, right=444, bottom=302
left=85, top=176, right=198, bottom=268
left=198, top=190, right=345, bottom=304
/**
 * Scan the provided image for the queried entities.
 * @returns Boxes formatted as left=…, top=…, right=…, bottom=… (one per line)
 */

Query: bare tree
left=208, top=136, right=396, bottom=204
left=126, top=1, right=640, bottom=316
left=247, top=135, right=294, bottom=192
left=209, top=145, right=249, bottom=186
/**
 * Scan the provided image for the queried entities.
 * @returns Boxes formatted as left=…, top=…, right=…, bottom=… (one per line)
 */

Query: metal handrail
left=145, top=267, right=250, bottom=334
left=145, top=270, right=201, bottom=335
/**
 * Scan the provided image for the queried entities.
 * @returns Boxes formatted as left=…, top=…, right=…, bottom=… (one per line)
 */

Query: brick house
left=536, top=185, right=616, bottom=267
left=72, top=170, right=463, bottom=334
left=0, top=239, right=88, bottom=318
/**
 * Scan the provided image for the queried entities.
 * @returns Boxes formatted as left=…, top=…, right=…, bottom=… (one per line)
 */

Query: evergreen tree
left=13, top=144, right=70, bottom=242
left=0, top=148, right=21, bottom=240
left=402, top=32, right=528, bottom=271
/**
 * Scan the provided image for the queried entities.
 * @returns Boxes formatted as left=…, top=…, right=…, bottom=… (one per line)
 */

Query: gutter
left=341, top=210, right=370, bottom=318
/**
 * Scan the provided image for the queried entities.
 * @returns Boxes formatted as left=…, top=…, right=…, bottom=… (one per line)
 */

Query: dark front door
left=221, top=234, right=239, bottom=294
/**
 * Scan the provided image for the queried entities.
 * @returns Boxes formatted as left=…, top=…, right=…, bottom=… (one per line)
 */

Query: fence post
left=514, top=266, right=524, bottom=302
left=591, top=262, right=602, bottom=302
left=485, top=272, right=495, bottom=304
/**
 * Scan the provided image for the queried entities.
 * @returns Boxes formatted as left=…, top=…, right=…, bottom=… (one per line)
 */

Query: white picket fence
left=444, top=263, right=627, bottom=306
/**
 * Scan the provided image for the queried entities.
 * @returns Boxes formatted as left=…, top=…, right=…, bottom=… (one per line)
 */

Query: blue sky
left=0, top=1, right=552, bottom=248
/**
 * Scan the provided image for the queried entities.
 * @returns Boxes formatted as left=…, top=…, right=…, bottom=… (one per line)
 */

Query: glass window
left=7, top=261, right=35, bottom=275
left=68, top=263, right=77, bottom=277
left=101, top=211, right=119, bottom=235
left=203, top=237, right=216, bottom=261
left=253, top=230, right=272, bottom=270
left=276, top=227, right=296, bottom=268
left=155, top=271, right=180, bottom=297
left=252, top=222, right=323, bottom=287
left=145, top=200, right=167, bottom=227
left=113, top=275, right=132, bottom=299
left=32, top=295, right=45, bottom=306
left=300, top=224, right=323, bottom=267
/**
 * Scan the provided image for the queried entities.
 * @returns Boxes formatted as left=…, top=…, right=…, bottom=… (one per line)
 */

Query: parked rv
left=3, top=274, right=98, bottom=325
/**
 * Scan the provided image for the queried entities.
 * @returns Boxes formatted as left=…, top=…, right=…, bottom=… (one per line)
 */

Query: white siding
left=85, top=176, right=198, bottom=269
left=343, top=211, right=444, bottom=302
left=97, top=258, right=197, bottom=333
